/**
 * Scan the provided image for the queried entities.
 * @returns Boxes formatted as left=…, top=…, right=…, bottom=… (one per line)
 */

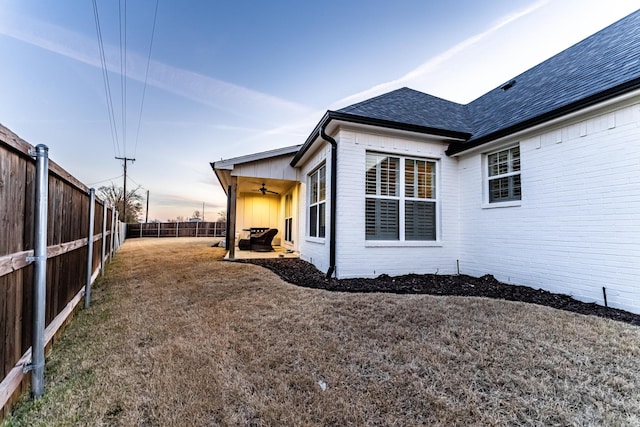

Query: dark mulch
left=239, top=257, right=640, bottom=327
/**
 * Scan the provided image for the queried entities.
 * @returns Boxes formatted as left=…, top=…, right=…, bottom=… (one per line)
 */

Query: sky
left=0, top=1, right=637, bottom=221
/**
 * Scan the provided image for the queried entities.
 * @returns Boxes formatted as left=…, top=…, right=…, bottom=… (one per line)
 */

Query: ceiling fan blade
left=255, top=183, right=279, bottom=195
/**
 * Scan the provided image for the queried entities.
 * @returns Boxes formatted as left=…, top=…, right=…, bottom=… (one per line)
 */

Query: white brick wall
left=458, top=100, right=640, bottom=313
left=297, top=141, right=331, bottom=274
left=333, top=128, right=461, bottom=279
left=294, top=97, right=640, bottom=314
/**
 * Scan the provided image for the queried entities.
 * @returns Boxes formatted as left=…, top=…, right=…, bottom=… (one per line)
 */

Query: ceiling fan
left=257, top=183, right=279, bottom=195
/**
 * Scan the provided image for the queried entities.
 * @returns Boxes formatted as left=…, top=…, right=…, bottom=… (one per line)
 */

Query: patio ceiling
left=237, top=177, right=296, bottom=196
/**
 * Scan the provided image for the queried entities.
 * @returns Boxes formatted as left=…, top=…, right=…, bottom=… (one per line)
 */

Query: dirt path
left=6, top=238, right=640, bottom=426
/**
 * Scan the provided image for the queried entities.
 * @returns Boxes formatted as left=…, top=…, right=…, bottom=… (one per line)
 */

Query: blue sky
left=0, top=1, right=637, bottom=221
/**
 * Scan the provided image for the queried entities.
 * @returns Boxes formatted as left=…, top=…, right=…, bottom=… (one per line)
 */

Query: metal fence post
left=114, top=216, right=120, bottom=250
left=27, top=144, right=48, bottom=398
left=110, top=209, right=116, bottom=255
left=84, top=188, right=95, bottom=308
left=101, top=203, right=107, bottom=276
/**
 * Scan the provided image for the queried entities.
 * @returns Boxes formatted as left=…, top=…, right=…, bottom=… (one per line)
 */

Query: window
left=284, top=193, right=293, bottom=243
left=309, top=165, right=326, bottom=238
left=487, top=146, right=521, bottom=203
left=404, top=158, right=436, bottom=240
left=365, top=152, right=436, bottom=241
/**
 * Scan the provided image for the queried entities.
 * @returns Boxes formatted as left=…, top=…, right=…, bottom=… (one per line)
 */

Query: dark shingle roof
left=329, top=9, right=640, bottom=156
left=457, top=8, right=640, bottom=152
left=338, top=87, right=473, bottom=134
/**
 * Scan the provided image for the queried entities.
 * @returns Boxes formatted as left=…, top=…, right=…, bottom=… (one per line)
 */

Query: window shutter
left=310, top=205, right=317, bottom=237
left=405, top=201, right=435, bottom=240
left=366, top=199, right=399, bottom=240
left=318, top=202, right=326, bottom=238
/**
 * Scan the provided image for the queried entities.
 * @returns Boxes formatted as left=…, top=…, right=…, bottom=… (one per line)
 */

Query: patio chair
left=238, top=228, right=278, bottom=252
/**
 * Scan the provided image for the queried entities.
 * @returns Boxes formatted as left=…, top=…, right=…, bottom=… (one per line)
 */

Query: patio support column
left=228, top=176, right=238, bottom=259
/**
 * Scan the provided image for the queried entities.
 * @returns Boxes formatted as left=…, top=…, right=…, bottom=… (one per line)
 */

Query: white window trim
left=306, top=236, right=326, bottom=244
left=482, top=200, right=521, bottom=209
left=308, top=164, right=327, bottom=239
left=365, top=240, right=443, bottom=248
left=482, top=145, right=522, bottom=209
left=365, top=152, right=440, bottom=244
left=283, top=192, right=294, bottom=245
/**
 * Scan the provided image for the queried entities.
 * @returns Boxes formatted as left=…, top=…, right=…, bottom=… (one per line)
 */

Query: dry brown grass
left=5, top=237, right=640, bottom=426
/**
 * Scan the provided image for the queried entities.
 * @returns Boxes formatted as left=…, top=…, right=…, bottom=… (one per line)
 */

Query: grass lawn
left=4, top=238, right=640, bottom=426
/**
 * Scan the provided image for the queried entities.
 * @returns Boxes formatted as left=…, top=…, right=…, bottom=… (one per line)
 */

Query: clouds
left=143, top=61, right=312, bottom=124
left=2, top=0, right=637, bottom=220
left=0, top=10, right=313, bottom=126
left=149, top=191, right=225, bottom=220
left=240, top=1, right=551, bottom=147
left=329, top=0, right=549, bottom=109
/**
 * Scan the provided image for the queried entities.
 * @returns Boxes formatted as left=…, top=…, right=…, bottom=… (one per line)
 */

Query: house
left=212, top=10, right=640, bottom=314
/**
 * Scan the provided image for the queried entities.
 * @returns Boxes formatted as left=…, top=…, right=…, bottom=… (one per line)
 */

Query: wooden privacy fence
left=0, top=125, right=123, bottom=421
left=127, top=221, right=226, bottom=238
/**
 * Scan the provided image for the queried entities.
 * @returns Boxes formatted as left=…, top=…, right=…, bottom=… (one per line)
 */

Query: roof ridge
left=307, top=9, right=640, bottom=156
left=339, top=87, right=412, bottom=112
left=469, top=9, right=640, bottom=104
left=457, top=9, right=640, bottom=145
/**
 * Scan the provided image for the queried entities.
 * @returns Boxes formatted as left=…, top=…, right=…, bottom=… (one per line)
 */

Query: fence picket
left=125, top=222, right=226, bottom=238
left=0, top=124, right=122, bottom=421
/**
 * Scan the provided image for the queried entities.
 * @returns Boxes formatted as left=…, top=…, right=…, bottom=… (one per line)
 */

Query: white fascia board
left=213, top=145, right=302, bottom=170
left=450, top=88, right=640, bottom=157
left=292, top=119, right=463, bottom=168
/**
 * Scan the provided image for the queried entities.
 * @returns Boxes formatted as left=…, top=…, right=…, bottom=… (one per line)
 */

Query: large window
left=309, top=165, right=326, bottom=238
left=487, top=146, right=521, bottom=203
left=365, top=152, right=436, bottom=241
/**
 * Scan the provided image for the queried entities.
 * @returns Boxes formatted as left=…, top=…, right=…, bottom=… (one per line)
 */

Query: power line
left=133, top=0, right=159, bottom=158
left=87, top=174, right=124, bottom=187
left=92, top=0, right=121, bottom=158
left=127, top=174, right=146, bottom=190
left=119, top=0, right=128, bottom=156
left=93, top=1, right=157, bottom=167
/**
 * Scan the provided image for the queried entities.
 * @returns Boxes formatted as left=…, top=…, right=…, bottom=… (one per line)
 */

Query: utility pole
left=115, top=156, right=135, bottom=222
left=145, top=190, right=150, bottom=223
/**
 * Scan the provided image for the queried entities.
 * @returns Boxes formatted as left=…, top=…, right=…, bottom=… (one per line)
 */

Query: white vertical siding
left=458, top=101, right=640, bottom=313
left=232, top=156, right=298, bottom=180
left=236, top=194, right=281, bottom=241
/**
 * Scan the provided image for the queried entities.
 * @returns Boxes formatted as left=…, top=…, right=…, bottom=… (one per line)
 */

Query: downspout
left=319, top=125, right=337, bottom=279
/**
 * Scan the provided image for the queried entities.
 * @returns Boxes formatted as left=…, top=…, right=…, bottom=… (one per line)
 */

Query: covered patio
left=211, top=145, right=301, bottom=260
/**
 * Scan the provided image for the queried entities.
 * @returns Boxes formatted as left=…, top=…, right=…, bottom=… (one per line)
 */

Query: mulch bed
left=240, top=257, right=640, bottom=326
